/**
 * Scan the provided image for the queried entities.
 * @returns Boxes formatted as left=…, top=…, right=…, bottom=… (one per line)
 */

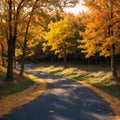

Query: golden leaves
left=79, top=0, right=120, bottom=58
left=43, top=15, right=76, bottom=58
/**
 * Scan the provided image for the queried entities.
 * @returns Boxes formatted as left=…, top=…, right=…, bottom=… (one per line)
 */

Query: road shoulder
left=77, top=81, right=120, bottom=120
left=0, top=73, right=47, bottom=118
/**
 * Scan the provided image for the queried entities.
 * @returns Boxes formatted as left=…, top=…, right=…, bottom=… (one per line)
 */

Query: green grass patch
left=0, top=68, right=35, bottom=97
left=33, top=63, right=120, bottom=99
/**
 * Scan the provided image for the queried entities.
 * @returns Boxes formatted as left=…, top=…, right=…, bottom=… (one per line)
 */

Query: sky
left=64, top=0, right=88, bottom=15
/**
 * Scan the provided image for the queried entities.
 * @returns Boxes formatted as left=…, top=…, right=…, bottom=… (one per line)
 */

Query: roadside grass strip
left=0, top=73, right=47, bottom=118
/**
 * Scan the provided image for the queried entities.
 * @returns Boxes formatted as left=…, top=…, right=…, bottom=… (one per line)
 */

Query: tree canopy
left=78, top=0, right=120, bottom=77
left=0, top=0, right=120, bottom=79
left=43, top=14, right=79, bottom=66
left=0, top=0, right=79, bottom=80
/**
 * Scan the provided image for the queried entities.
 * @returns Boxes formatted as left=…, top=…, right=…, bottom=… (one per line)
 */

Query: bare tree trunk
left=19, top=0, right=38, bottom=76
left=6, top=42, right=15, bottom=81
left=111, top=44, right=118, bottom=78
left=14, top=58, right=17, bottom=69
left=109, top=10, right=118, bottom=78
left=6, top=0, right=14, bottom=81
left=19, top=39, right=27, bottom=76
left=63, top=54, right=67, bottom=68
left=19, top=15, right=31, bottom=76
left=0, top=43, right=5, bottom=67
left=63, top=41, right=67, bottom=68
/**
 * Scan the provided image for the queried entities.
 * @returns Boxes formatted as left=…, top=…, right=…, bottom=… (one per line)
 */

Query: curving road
left=0, top=66, right=113, bottom=120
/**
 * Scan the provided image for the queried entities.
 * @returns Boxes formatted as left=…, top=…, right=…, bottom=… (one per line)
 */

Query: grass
left=0, top=66, right=35, bottom=97
left=0, top=66, right=46, bottom=117
left=33, top=63, right=120, bottom=99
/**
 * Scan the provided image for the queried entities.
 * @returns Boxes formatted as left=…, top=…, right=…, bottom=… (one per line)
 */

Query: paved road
left=0, top=66, right=113, bottom=120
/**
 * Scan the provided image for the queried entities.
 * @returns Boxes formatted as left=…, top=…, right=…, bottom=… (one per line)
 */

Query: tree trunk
left=14, top=58, right=16, bottom=69
left=0, top=44, right=5, bottom=67
left=6, top=42, right=15, bottom=81
left=19, top=1, right=38, bottom=76
left=63, top=55, right=67, bottom=68
left=111, top=44, right=118, bottom=78
left=1, top=57, right=5, bottom=67
left=19, top=19, right=29, bottom=76
left=19, top=43, right=26, bottom=76
left=109, top=10, right=118, bottom=78
left=19, top=59, right=25, bottom=76
left=63, top=42, right=67, bottom=68
left=6, top=0, right=14, bottom=81
left=19, top=9, right=31, bottom=76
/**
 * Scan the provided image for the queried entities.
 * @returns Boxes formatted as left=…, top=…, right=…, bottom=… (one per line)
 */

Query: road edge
left=0, top=72, right=47, bottom=118
left=76, top=80, right=120, bottom=120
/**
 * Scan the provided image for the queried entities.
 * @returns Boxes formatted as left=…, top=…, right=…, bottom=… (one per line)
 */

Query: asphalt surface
left=0, top=65, right=113, bottom=120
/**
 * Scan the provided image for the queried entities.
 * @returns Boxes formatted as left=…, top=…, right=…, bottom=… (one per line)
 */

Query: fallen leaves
left=49, top=109, right=55, bottom=113
left=0, top=74, right=47, bottom=117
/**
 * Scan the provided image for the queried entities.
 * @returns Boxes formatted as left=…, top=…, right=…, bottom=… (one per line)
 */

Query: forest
left=0, top=0, right=120, bottom=81
left=0, top=1, right=120, bottom=120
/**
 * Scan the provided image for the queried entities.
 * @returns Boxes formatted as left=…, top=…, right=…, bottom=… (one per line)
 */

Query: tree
left=0, top=0, right=79, bottom=80
left=0, top=0, right=28, bottom=81
left=43, top=14, right=77, bottom=67
left=78, top=0, right=120, bottom=77
left=18, top=0, right=79, bottom=75
left=19, top=0, right=40, bottom=76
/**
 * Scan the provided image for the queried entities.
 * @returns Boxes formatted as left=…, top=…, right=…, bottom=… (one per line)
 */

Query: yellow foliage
left=43, top=15, right=77, bottom=58
left=79, top=0, right=120, bottom=57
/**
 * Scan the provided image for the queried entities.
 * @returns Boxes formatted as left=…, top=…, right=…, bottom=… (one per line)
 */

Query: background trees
left=43, top=14, right=78, bottom=67
left=78, top=0, right=120, bottom=77
left=3, top=0, right=27, bottom=81
left=0, top=0, right=78, bottom=81
left=0, top=0, right=120, bottom=80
